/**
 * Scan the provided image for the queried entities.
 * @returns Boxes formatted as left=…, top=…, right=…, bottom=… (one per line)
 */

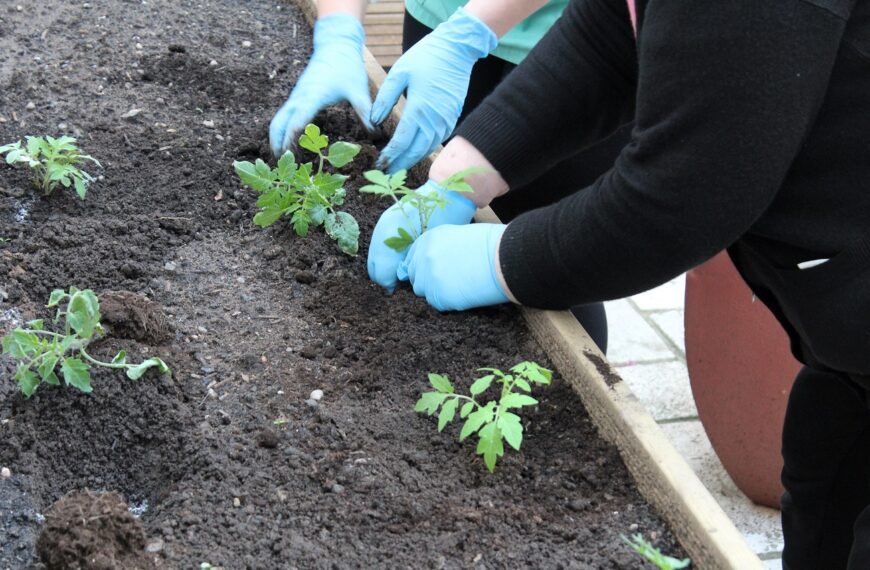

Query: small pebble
left=1, top=467, right=11, bottom=478
left=242, top=40, right=252, bottom=48
left=164, top=261, right=177, bottom=271
left=203, top=120, right=215, bottom=128
left=209, top=59, right=218, bottom=66
left=197, top=326, right=208, bottom=334
left=233, top=497, right=241, bottom=508
left=309, top=389, right=323, bottom=401
left=330, top=483, right=345, bottom=494
left=135, top=43, right=143, bottom=50
left=145, top=539, right=164, bottom=553
left=25, top=102, right=35, bottom=111
left=305, top=398, right=318, bottom=408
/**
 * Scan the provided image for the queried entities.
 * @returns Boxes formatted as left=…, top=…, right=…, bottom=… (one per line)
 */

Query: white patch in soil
left=0, top=307, right=22, bottom=333
left=14, top=198, right=34, bottom=223
left=128, top=499, right=149, bottom=518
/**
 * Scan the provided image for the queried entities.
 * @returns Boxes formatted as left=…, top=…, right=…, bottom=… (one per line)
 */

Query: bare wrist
left=430, top=137, right=509, bottom=208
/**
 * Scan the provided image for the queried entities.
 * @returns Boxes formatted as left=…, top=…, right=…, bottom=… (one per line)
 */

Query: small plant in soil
left=0, top=135, right=101, bottom=199
left=622, top=534, right=691, bottom=569
left=1, top=287, right=170, bottom=397
left=359, top=166, right=486, bottom=252
left=233, top=124, right=361, bottom=255
left=416, top=361, right=552, bottom=472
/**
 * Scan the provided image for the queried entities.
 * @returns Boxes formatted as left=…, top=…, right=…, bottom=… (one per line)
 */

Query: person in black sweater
left=366, top=0, right=870, bottom=567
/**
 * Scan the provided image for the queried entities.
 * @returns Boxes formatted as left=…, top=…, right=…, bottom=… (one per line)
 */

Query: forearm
left=499, top=0, right=845, bottom=308
left=463, top=0, right=549, bottom=37
left=316, top=0, right=367, bottom=21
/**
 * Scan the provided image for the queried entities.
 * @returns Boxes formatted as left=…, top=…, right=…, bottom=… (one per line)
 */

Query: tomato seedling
left=1, top=287, right=170, bottom=397
left=622, top=534, right=691, bottom=569
left=233, top=124, right=361, bottom=256
left=416, top=361, right=552, bottom=472
left=359, top=166, right=486, bottom=252
left=0, top=136, right=101, bottom=199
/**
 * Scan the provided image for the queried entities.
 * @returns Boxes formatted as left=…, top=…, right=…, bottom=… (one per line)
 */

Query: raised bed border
left=290, top=2, right=765, bottom=566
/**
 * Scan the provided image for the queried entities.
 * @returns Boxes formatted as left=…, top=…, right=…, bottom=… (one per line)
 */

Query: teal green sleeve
left=404, top=0, right=568, bottom=65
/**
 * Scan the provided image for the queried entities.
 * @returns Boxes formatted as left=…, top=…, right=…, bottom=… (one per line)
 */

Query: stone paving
left=605, top=275, right=784, bottom=569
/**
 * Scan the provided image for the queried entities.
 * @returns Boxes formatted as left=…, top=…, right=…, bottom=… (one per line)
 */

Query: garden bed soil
left=0, top=0, right=685, bottom=568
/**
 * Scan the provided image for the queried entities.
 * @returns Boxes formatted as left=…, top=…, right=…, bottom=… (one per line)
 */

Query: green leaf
left=15, top=366, right=40, bottom=398
left=47, top=289, right=67, bottom=307
left=427, top=373, right=453, bottom=394
left=415, top=391, right=448, bottom=416
left=291, top=209, right=311, bottom=237
left=362, top=169, right=390, bottom=188
left=61, top=357, right=93, bottom=393
left=253, top=206, right=285, bottom=228
left=476, top=422, right=504, bottom=473
left=325, top=141, right=360, bottom=168
left=459, top=402, right=495, bottom=441
left=498, top=412, right=524, bottom=451
left=469, top=374, right=494, bottom=396
left=38, top=354, right=59, bottom=382
left=2, top=329, right=40, bottom=358
left=65, top=289, right=101, bottom=339
left=26, top=319, right=44, bottom=330
left=440, top=166, right=492, bottom=194
left=512, top=361, right=552, bottom=385
left=233, top=160, right=275, bottom=193
left=276, top=151, right=297, bottom=180
left=126, top=357, right=170, bottom=380
left=384, top=227, right=414, bottom=253
left=74, top=177, right=87, bottom=200
left=308, top=204, right=328, bottom=226
left=460, top=401, right=475, bottom=419
left=501, top=393, right=538, bottom=410
left=324, top=211, right=359, bottom=256
left=299, top=124, right=328, bottom=154
left=389, top=170, right=408, bottom=190
left=111, top=350, right=127, bottom=365
left=437, top=398, right=459, bottom=432
left=513, top=378, right=532, bottom=392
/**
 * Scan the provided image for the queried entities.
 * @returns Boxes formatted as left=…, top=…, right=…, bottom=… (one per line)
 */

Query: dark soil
left=0, top=0, right=685, bottom=568
left=36, top=490, right=156, bottom=570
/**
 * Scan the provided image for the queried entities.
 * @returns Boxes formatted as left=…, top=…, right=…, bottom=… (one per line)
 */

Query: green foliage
left=233, top=124, right=361, bottom=256
left=621, top=534, right=691, bottom=569
left=358, top=166, right=488, bottom=252
left=0, top=136, right=101, bottom=199
left=415, top=361, right=552, bottom=472
left=1, top=287, right=171, bottom=398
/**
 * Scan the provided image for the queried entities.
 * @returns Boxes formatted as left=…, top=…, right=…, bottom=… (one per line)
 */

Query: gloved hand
left=371, top=7, right=497, bottom=173
left=269, top=13, right=373, bottom=159
left=367, top=179, right=477, bottom=293
left=397, top=223, right=509, bottom=312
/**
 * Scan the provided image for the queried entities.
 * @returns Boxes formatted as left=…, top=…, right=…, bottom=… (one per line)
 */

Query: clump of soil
left=99, top=291, right=172, bottom=344
left=36, top=490, right=156, bottom=570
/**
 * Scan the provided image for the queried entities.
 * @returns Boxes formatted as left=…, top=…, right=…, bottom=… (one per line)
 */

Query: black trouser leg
left=781, top=366, right=870, bottom=570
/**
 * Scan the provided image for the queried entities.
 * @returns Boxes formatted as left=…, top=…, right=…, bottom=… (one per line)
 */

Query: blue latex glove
left=269, top=13, right=373, bottom=158
left=397, top=223, right=509, bottom=312
left=367, top=179, right=477, bottom=293
left=371, top=8, right=497, bottom=173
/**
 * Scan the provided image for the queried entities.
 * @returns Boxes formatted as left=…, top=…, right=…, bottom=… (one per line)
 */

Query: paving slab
left=649, top=309, right=685, bottom=356
left=628, top=276, right=686, bottom=311
left=660, top=421, right=784, bottom=555
left=615, top=360, right=697, bottom=421
left=604, top=299, right=676, bottom=365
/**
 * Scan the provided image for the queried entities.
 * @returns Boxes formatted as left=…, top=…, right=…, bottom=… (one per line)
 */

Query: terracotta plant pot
left=685, top=251, right=801, bottom=508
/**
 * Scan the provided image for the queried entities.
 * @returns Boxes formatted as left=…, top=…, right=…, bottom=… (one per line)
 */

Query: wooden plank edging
left=290, top=1, right=764, bottom=566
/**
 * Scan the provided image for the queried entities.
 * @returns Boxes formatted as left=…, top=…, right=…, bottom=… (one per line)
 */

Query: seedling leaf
left=438, top=398, right=459, bottom=432
left=326, top=141, right=361, bottom=168
left=428, top=373, right=453, bottom=394
left=126, top=357, right=170, bottom=380
left=61, top=357, right=92, bottom=393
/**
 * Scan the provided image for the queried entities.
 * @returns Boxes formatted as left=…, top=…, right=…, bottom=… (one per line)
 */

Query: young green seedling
left=621, top=534, right=691, bottom=569
left=1, top=287, right=170, bottom=398
left=416, top=361, right=552, bottom=472
left=0, top=136, right=101, bottom=199
left=232, top=124, right=361, bottom=255
left=359, top=166, right=487, bottom=252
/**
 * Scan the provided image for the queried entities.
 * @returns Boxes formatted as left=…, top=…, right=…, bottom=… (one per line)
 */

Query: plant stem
left=80, top=348, right=126, bottom=370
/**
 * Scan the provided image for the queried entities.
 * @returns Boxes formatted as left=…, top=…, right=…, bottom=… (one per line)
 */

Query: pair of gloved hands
left=268, top=8, right=509, bottom=311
